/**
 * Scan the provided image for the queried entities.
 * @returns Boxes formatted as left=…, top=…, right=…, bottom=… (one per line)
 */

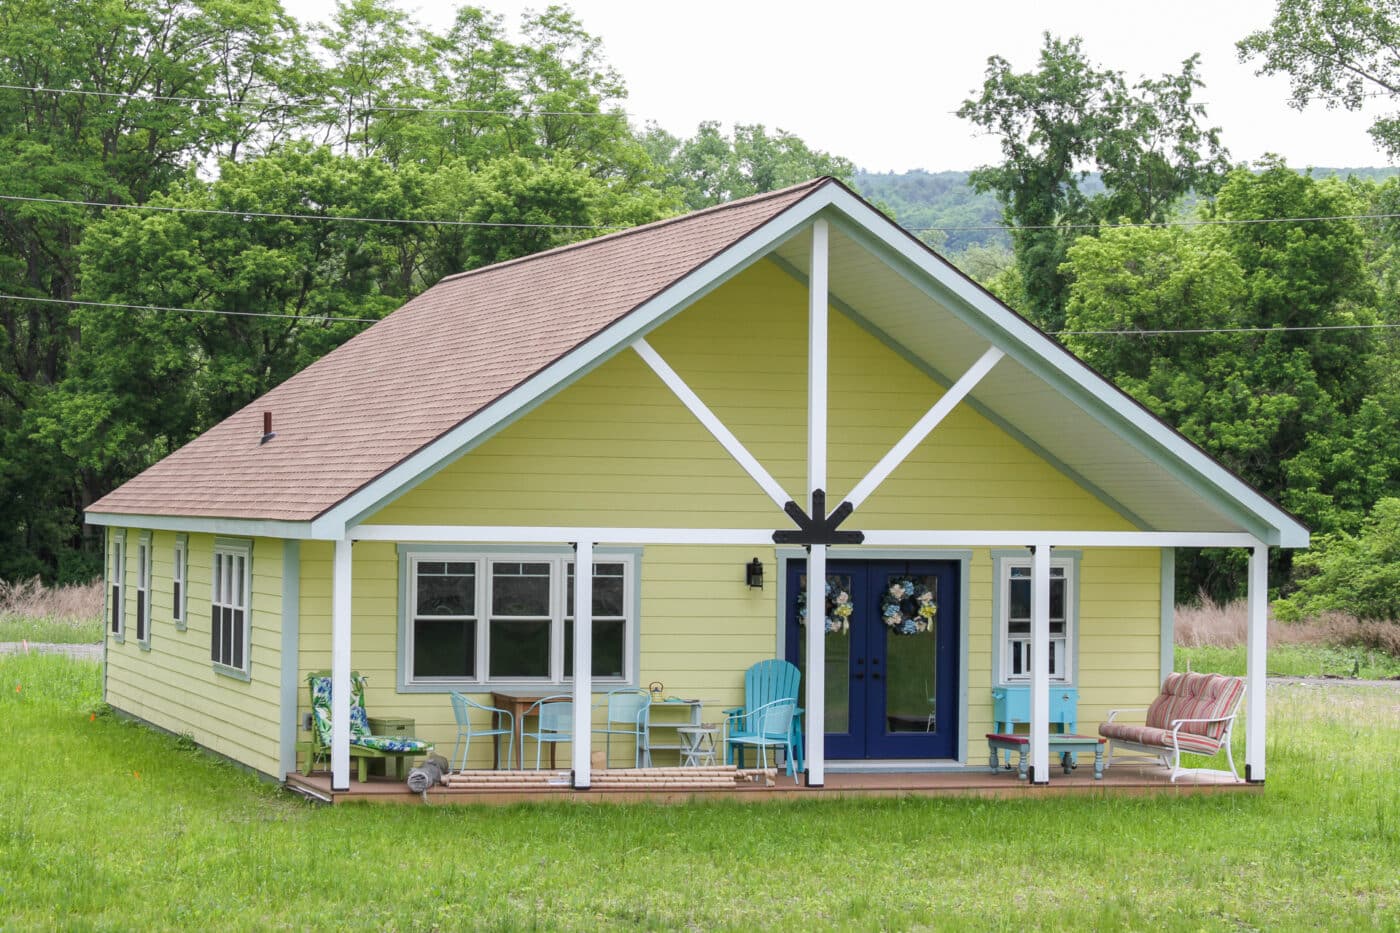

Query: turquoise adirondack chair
left=723, top=659, right=804, bottom=775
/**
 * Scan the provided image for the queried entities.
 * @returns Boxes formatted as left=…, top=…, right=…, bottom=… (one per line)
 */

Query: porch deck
left=285, top=762, right=1258, bottom=806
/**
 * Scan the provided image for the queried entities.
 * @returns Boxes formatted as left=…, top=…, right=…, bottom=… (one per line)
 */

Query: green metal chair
left=302, top=670, right=433, bottom=782
left=723, top=659, right=804, bottom=774
left=592, top=687, right=651, bottom=768
left=521, top=695, right=573, bottom=769
left=449, top=692, right=515, bottom=771
left=725, top=698, right=801, bottom=783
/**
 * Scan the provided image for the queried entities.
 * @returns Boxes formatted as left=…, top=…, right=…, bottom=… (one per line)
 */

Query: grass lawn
left=2, top=654, right=1397, bottom=930
left=0, top=615, right=102, bottom=644
left=1177, top=643, right=1400, bottom=680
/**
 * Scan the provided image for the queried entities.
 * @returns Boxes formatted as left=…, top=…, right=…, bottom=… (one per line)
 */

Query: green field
left=2, top=653, right=1396, bottom=930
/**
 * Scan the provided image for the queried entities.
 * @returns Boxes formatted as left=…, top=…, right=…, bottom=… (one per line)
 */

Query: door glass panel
left=880, top=573, right=939, bottom=734
left=795, top=573, right=852, bottom=735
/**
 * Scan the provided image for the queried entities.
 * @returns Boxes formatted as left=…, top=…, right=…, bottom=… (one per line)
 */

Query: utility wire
left=0, top=82, right=631, bottom=120
left=0, top=194, right=626, bottom=230
left=6, top=293, right=1397, bottom=338
left=0, top=293, right=380, bottom=324
left=6, top=192, right=1400, bottom=234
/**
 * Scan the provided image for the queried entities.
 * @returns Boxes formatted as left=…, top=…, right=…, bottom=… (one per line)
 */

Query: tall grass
left=1, top=652, right=1396, bottom=929
left=0, top=577, right=103, bottom=643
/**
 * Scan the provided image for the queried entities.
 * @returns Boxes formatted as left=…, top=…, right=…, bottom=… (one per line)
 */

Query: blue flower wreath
left=796, top=577, right=854, bottom=634
left=880, top=579, right=937, bottom=635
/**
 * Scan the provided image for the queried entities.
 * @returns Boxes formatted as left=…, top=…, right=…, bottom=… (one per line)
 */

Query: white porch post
left=805, top=217, right=829, bottom=787
left=331, top=538, right=353, bottom=791
left=572, top=539, right=594, bottom=788
left=1030, top=543, right=1051, bottom=784
left=1245, top=542, right=1268, bottom=782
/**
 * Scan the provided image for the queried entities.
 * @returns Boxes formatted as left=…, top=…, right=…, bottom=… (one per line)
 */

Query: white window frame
left=110, top=530, right=126, bottom=642
left=399, top=548, right=638, bottom=691
left=210, top=539, right=253, bottom=679
left=994, top=552, right=1078, bottom=686
left=172, top=534, right=188, bottom=630
left=135, top=532, right=153, bottom=648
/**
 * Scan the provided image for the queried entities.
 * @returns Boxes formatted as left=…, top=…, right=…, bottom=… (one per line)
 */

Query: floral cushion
left=308, top=672, right=431, bottom=754
left=351, top=735, right=433, bottom=753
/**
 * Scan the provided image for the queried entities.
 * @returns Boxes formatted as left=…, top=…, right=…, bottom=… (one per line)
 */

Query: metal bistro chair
left=449, top=692, right=515, bottom=771
left=725, top=698, right=801, bottom=783
left=522, top=695, right=574, bottom=769
left=592, top=687, right=651, bottom=768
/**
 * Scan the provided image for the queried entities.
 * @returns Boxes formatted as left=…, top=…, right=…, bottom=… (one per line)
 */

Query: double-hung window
left=997, top=555, right=1076, bottom=684
left=135, top=533, right=152, bottom=646
left=403, top=550, right=636, bottom=687
left=172, top=535, right=188, bottom=629
left=109, top=531, right=126, bottom=640
left=211, top=541, right=252, bottom=676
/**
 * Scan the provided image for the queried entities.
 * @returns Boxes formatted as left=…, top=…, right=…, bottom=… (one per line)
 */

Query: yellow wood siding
left=105, top=530, right=284, bottom=776
left=322, top=259, right=1163, bottom=766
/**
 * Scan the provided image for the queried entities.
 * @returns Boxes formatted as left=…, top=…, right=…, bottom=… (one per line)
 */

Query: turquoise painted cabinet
left=991, top=685, right=1079, bottom=734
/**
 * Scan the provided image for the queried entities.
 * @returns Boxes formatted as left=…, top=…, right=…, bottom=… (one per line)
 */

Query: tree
left=958, top=34, right=1228, bottom=330
left=1239, top=0, right=1400, bottom=158
left=1273, top=497, right=1400, bottom=621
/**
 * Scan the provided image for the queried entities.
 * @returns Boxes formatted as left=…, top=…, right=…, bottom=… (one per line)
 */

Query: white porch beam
left=845, top=347, right=1005, bottom=510
left=330, top=538, right=353, bottom=791
left=860, top=530, right=1261, bottom=549
left=349, top=525, right=777, bottom=545
left=809, top=217, right=829, bottom=498
left=1245, top=543, right=1268, bottom=782
left=805, top=544, right=827, bottom=787
left=632, top=338, right=792, bottom=512
left=1030, top=543, right=1051, bottom=785
left=572, top=539, right=594, bottom=789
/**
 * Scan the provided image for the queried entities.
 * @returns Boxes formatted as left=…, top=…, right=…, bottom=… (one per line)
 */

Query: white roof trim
left=86, top=511, right=318, bottom=539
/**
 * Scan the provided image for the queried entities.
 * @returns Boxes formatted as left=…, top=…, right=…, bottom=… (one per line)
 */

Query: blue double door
left=786, top=559, right=959, bottom=760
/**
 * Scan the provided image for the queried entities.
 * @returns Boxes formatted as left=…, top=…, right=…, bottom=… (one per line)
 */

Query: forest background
left=2, top=0, right=1398, bottom=618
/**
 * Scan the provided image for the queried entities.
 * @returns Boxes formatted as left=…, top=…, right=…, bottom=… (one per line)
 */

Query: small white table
left=677, top=724, right=720, bottom=767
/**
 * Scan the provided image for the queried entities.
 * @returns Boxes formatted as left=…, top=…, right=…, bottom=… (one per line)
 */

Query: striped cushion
left=1098, top=721, right=1221, bottom=755
left=1145, top=672, right=1244, bottom=739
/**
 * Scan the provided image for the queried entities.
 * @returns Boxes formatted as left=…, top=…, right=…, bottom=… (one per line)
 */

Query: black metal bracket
left=772, top=489, right=865, bottom=546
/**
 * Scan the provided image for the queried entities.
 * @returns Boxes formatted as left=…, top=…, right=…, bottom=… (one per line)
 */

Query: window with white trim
left=109, top=533, right=126, bottom=639
left=211, top=542, right=251, bottom=674
left=135, top=534, right=152, bottom=645
left=172, top=535, right=187, bottom=627
left=998, top=559, right=1075, bottom=684
left=404, top=551, right=635, bottom=686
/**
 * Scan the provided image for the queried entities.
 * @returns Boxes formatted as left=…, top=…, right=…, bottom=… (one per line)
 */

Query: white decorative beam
left=1245, top=542, right=1268, bottom=782
left=805, top=543, right=827, bottom=787
left=331, top=538, right=353, bottom=791
left=860, top=531, right=1261, bottom=549
left=572, top=539, right=594, bottom=789
left=1030, top=543, right=1051, bottom=785
left=631, top=338, right=792, bottom=512
left=845, top=347, right=1005, bottom=510
left=809, top=217, right=829, bottom=502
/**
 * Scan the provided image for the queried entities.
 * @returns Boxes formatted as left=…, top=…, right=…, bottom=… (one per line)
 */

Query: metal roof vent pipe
left=260, top=411, right=277, bottom=445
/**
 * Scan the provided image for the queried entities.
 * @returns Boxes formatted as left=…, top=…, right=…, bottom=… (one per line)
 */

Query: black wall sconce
left=745, top=557, right=764, bottom=589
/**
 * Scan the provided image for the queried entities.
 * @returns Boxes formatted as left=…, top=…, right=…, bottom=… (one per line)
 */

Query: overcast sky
left=283, top=0, right=1394, bottom=173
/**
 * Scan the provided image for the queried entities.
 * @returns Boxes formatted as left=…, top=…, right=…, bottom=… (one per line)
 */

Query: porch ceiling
left=770, top=224, right=1279, bottom=539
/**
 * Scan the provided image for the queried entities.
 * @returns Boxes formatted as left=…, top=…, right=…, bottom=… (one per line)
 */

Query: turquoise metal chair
left=449, top=692, right=515, bottom=771
left=725, top=698, right=801, bottom=783
left=592, top=687, right=651, bottom=768
left=522, top=695, right=573, bottom=769
left=723, top=659, right=804, bottom=774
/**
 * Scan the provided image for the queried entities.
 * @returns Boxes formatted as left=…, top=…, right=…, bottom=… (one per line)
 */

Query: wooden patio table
left=491, top=689, right=561, bottom=769
left=985, top=733, right=1105, bottom=781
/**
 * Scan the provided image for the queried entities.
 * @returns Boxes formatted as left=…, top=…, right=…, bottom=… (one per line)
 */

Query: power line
left=7, top=293, right=1397, bottom=339
left=0, top=194, right=625, bottom=230
left=7, top=192, right=1400, bottom=235
left=0, top=293, right=380, bottom=324
left=0, top=82, right=631, bottom=120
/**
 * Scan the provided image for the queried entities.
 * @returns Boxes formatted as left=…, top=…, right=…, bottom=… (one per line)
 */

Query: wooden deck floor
left=286, top=762, right=1259, bottom=806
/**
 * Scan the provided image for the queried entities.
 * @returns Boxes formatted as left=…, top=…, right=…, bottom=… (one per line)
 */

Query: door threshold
left=826, top=759, right=966, bottom=773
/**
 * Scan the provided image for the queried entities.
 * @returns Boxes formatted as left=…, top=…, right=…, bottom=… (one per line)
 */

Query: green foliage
left=1274, top=498, right=1400, bottom=621
left=1240, top=0, right=1400, bottom=158
left=852, top=170, right=1006, bottom=253
left=2, top=655, right=1397, bottom=928
left=957, top=33, right=1228, bottom=329
left=1176, top=643, right=1400, bottom=678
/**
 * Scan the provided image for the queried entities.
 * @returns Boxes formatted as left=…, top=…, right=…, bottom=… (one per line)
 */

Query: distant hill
left=851, top=166, right=1400, bottom=257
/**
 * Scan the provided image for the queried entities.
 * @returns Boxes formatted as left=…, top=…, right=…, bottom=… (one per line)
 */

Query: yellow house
left=86, top=178, right=1307, bottom=791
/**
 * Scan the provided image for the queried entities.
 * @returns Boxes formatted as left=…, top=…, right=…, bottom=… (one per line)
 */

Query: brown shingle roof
left=89, top=179, right=830, bottom=522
